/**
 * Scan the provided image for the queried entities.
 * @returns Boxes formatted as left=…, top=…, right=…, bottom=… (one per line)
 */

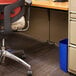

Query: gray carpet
left=0, top=33, right=70, bottom=76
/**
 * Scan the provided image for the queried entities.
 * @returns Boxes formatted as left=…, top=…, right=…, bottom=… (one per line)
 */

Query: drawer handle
left=70, top=18, right=76, bottom=21
left=70, top=11, right=76, bottom=14
left=69, top=44, right=76, bottom=48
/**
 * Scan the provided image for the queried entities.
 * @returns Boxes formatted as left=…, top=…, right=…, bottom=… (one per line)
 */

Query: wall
left=49, top=9, right=68, bottom=43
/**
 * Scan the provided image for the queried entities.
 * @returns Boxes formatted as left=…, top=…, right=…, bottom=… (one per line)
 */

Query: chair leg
left=0, top=38, right=32, bottom=76
left=3, top=50, right=31, bottom=70
left=1, top=50, right=32, bottom=76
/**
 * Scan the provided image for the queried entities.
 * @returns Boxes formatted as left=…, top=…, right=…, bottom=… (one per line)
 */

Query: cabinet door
left=68, top=47, right=76, bottom=74
left=69, top=20, right=76, bottom=44
left=70, top=0, right=76, bottom=11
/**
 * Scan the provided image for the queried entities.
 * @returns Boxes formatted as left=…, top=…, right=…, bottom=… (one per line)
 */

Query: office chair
left=0, top=0, right=32, bottom=76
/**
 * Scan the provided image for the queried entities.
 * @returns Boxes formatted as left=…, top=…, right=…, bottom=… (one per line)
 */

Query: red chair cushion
left=0, top=0, right=21, bottom=20
left=0, top=0, right=18, bottom=4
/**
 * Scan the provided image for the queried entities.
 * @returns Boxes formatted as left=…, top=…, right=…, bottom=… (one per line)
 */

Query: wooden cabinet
left=68, top=0, right=76, bottom=74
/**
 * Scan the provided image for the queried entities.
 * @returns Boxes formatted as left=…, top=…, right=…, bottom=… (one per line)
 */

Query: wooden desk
left=32, top=0, right=68, bottom=11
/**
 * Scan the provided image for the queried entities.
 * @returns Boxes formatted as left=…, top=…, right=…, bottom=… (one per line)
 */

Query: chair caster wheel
left=27, top=70, right=32, bottom=76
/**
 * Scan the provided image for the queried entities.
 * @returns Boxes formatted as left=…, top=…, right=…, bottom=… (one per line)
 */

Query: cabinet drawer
left=68, top=47, right=76, bottom=74
left=70, top=0, right=76, bottom=11
left=69, top=20, right=76, bottom=44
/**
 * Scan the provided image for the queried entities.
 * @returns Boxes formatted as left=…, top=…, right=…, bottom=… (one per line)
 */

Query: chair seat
left=0, top=0, right=21, bottom=20
left=0, top=0, right=18, bottom=4
left=0, top=7, right=21, bottom=20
